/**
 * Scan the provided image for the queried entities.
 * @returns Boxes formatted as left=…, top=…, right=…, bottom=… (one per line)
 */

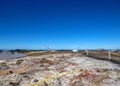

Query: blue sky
left=0, top=0, right=120, bottom=49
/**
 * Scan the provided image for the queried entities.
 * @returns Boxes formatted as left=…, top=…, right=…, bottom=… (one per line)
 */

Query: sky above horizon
left=0, top=0, right=120, bottom=49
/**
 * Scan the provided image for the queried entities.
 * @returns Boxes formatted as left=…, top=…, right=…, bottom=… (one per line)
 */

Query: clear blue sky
left=0, top=0, right=120, bottom=49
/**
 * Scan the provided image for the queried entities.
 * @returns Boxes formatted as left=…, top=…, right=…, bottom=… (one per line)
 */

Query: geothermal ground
left=0, top=52, right=120, bottom=86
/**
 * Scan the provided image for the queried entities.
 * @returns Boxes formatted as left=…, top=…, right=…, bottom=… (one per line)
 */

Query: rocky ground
left=0, top=53, right=120, bottom=86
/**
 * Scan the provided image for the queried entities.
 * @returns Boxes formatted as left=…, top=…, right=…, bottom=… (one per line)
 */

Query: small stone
left=9, top=71, right=13, bottom=74
left=33, top=79, right=38, bottom=82
left=9, top=82, right=19, bottom=86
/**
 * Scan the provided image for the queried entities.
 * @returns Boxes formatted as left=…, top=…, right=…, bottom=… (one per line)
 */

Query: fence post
left=108, top=51, right=111, bottom=60
left=87, top=50, right=89, bottom=56
left=85, top=49, right=89, bottom=56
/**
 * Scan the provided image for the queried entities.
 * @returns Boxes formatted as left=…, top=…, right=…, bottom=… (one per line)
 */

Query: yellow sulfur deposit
left=29, top=70, right=81, bottom=86
left=72, top=69, right=80, bottom=73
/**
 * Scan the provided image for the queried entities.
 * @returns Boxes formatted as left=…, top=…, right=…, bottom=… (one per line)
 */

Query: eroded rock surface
left=0, top=53, right=120, bottom=86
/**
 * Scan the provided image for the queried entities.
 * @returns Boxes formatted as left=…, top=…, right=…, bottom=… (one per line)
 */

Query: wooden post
left=108, top=51, right=111, bottom=60
left=87, top=50, right=89, bottom=56
left=85, top=49, right=89, bottom=56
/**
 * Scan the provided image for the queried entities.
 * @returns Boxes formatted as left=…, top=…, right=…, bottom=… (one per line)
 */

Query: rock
left=109, top=71, right=119, bottom=79
left=16, top=59, right=24, bottom=65
left=22, top=73, right=30, bottom=79
left=33, top=79, right=38, bottom=82
left=9, top=82, right=19, bottom=86
left=9, top=71, right=13, bottom=74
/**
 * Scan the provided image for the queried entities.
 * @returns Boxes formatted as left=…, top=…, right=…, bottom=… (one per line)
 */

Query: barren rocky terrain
left=0, top=52, right=120, bottom=86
